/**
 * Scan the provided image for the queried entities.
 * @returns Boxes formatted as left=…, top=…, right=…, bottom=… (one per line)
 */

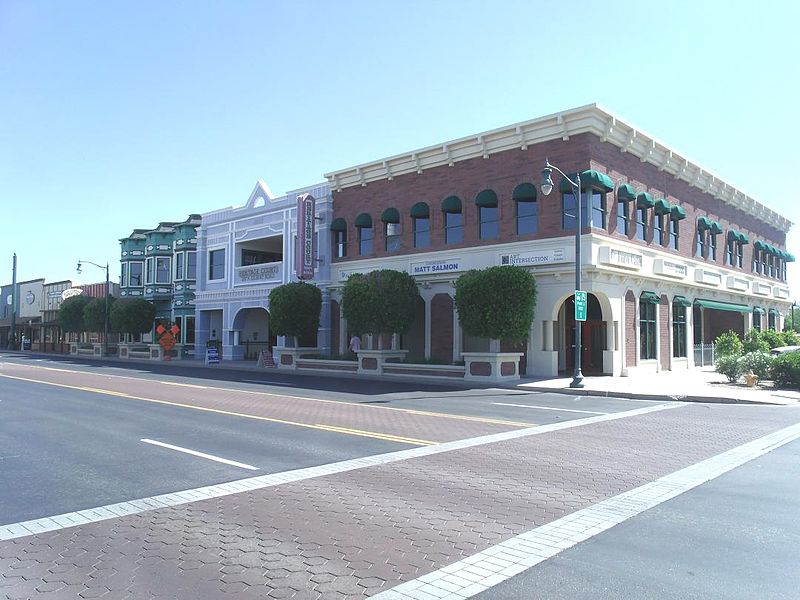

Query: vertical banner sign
left=574, top=290, right=588, bottom=322
left=295, top=193, right=316, bottom=280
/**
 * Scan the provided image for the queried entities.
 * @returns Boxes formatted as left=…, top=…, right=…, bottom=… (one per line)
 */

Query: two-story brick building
left=323, top=104, right=793, bottom=377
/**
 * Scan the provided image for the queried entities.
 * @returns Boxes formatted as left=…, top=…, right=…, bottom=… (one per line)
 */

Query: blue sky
left=1, top=0, right=799, bottom=292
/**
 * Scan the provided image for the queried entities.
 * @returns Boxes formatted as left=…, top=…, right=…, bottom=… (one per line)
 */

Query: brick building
left=323, top=104, right=793, bottom=377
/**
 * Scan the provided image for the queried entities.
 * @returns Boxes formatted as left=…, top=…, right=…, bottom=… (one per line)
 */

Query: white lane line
left=371, top=419, right=800, bottom=600
left=493, top=402, right=608, bottom=415
left=0, top=402, right=678, bottom=541
left=140, top=439, right=260, bottom=471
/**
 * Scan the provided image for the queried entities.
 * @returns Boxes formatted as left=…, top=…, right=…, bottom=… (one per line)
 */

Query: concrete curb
left=512, top=385, right=787, bottom=406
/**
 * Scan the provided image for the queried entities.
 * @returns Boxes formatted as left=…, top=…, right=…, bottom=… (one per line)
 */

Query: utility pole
left=9, top=253, right=17, bottom=349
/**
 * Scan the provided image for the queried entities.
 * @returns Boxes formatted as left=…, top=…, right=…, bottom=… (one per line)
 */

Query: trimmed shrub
left=761, top=329, right=786, bottom=350
left=84, top=296, right=116, bottom=333
left=738, top=351, right=773, bottom=380
left=715, top=354, right=743, bottom=383
left=269, top=282, right=322, bottom=345
left=770, top=353, right=800, bottom=389
left=58, top=295, right=91, bottom=333
left=110, top=298, right=157, bottom=336
left=743, top=330, right=769, bottom=354
left=714, top=330, right=743, bottom=358
left=341, top=270, right=420, bottom=338
left=781, top=330, right=798, bottom=346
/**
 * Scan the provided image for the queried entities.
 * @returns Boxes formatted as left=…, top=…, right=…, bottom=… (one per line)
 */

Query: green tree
left=454, top=266, right=537, bottom=343
left=714, top=330, right=743, bottom=358
left=743, top=329, right=769, bottom=354
left=269, top=282, right=322, bottom=346
left=761, top=329, right=786, bottom=350
left=341, top=270, right=420, bottom=341
left=58, top=295, right=91, bottom=333
left=83, top=296, right=115, bottom=333
left=110, top=299, right=156, bottom=337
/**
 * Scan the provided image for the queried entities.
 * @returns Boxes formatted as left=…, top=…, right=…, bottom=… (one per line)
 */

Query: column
left=424, top=296, right=432, bottom=360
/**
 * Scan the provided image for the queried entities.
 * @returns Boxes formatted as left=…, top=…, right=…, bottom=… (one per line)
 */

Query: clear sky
left=1, top=0, right=798, bottom=294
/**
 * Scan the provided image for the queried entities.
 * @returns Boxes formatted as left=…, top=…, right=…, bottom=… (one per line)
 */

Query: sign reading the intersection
left=574, top=290, right=587, bottom=322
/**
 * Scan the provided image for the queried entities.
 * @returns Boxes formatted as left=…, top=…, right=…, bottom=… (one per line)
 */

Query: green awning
left=766, top=243, right=778, bottom=255
left=558, top=170, right=615, bottom=193
left=727, top=229, right=740, bottom=241
left=441, top=195, right=462, bottom=213
left=738, top=232, right=749, bottom=244
left=636, top=192, right=655, bottom=209
left=380, top=207, right=400, bottom=223
left=753, top=307, right=765, bottom=315
left=410, top=202, right=429, bottom=218
left=354, top=213, right=372, bottom=228
left=694, top=299, right=750, bottom=313
left=654, top=198, right=671, bottom=215
left=512, top=183, right=537, bottom=202
left=786, top=253, right=796, bottom=262
left=640, top=291, right=661, bottom=304
left=670, top=205, right=687, bottom=220
left=754, top=240, right=766, bottom=251
left=710, top=221, right=723, bottom=235
left=769, top=308, right=781, bottom=317
left=673, top=295, right=692, bottom=307
left=475, top=189, right=498, bottom=207
left=617, top=183, right=637, bottom=201
left=698, top=216, right=712, bottom=230
left=329, top=217, right=347, bottom=232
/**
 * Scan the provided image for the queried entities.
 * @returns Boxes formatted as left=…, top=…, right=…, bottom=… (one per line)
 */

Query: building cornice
left=324, top=104, right=791, bottom=233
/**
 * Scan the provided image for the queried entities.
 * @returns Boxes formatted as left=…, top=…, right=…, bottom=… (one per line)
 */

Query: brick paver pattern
left=2, top=405, right=798, bottom=599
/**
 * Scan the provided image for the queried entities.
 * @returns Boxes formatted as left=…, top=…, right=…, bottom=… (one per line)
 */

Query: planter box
left=273, top=347, right=319, bottom=370
left=462, top=352, right=524, bottom=382
left=357, top=349, right=408, bottom=375
left=382, top=363, right=466, bottom=378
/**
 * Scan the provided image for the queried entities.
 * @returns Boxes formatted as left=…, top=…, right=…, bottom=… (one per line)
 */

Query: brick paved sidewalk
left=2, top=404, right=798, bottom=599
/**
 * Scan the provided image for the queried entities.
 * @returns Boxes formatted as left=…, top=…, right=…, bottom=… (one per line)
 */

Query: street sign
left=574, top=290, right=587, bottom=322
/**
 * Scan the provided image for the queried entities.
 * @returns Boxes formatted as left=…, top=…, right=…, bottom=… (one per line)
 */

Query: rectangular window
left=672, top=303, right=687, bottom=358
left=696, top=229, right=706, bottom=257
left=639, top=301, right=657, bottom=360
left=209, top=249, right=225, bottom=280
left=241, top=249, right=280, bottom=266
left=562, top=192, right=578, bottom=230
left=516, top=201, right=538, bottom=235
left=145, top=257, right=154, bottom=284
left=617, top=201, right=629, bottom=236
left=385, top=222, right=401, bottom=252
left=669, top=218, right=679, bottom=250
left=636, top=208, right=648, bottom=241
left=736, top=243, right=743, bottom=269
left=121, top=263, right=128, bottom=287
left=174, top=316, right=182, bottom=342
left=769, top=312, right=777, bottom=330
left=479, top=206, right=499, bottom=240
left=334, top=231, right=347, bottom=258
left=725, top=239, right=734, bottom=266
left=358, top=227, right=373, bottom=256
left=444, top=212, right=463, bottom=244
left=175, top=253, right=184, bottom=280
left=186, top=251, right=197, bottom=280
left=185, top=315, right=195, bottom=344
left=752, top=249, right=759, bottom=272
left=709, top=233, right=718, bottom=260
left=753, top=313, right=762, bottom=332
left=413, top=217, right=430, bottom=248
left=590, top=192, right=606, bottom=229
left=155, top=257, right=171, bottom=283
left=655, top=215, right=665, bottom=246
left=129, top=262, right=143, bottom=287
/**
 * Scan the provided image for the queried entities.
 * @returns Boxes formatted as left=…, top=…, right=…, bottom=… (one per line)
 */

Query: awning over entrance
left=693, top=299, right=750, bottom=313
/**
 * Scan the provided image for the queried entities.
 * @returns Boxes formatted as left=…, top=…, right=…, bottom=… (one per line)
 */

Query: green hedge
left=770, top=353, right=800, bottom=388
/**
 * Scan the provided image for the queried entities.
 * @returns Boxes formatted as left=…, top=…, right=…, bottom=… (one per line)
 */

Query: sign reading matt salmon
left=295, top=193, right=316, bottom=280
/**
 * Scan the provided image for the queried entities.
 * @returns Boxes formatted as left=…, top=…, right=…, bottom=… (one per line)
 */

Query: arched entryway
left=231, top=307, right=275, bottom=360
left=561, top=293, right=606, bottom=375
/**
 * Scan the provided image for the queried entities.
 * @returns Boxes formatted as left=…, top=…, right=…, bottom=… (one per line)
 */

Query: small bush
left=714, top=331, right=743, bottom=358
left=738, top=351, right=773, bottom=380
left=781, top=330, right=798, bottom=346
left=715, top=354, right=743, bottom=383
left=743, top=330, right=769, bottom=354
left=760, top=329, right=786, bottom=350
left=770, top=353, right=800, bottom=388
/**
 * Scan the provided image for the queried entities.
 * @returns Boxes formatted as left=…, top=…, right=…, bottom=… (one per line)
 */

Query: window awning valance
left=753, top=307, right=765, bottom=315
left=654, top=198, right=671, bottom=215
left=769, top=308, right=781, bottom=317
left=673, top=296, right=692, bottom=307
left=617, top=183, right=637, bottom=201
left=738, top=232, right=749, bottom=244
left=710, top=221, right=723, bottom=234
left=329, top=217, right=347, bottom=232
left=670, top=205, right=687, bottom=220
left=640, top=291, right=661, bottom=304
left=698, top=216, right=712, bottom=230
left=512, top=183, right=537, bottom=202
left=410, top=202, right=429, bottom=218
left=786, top=253, right=796, bottom=262
left=380, top=208, right=400, bottom=223
left=727, top=229, right=740, bottom=242
left=694, top=299, right=750, bottom=313
left=441, top=195, right=462, bottom=213
left=754, top=240, right=766, bottom=251
left=475, top=189, right=498, bottom=207
left=354, top=213, right=372, bottom=228
left=558, top=170, right=615, bottom=193
left=636, top=192, right=655, bottom=209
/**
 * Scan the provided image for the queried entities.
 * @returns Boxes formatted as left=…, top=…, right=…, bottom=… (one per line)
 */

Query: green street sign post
left=574, top=290, right=587, bottom=322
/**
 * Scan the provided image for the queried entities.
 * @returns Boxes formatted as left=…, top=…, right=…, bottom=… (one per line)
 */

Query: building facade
left=0, top=283, right=15, bottom=348
left=119, top=215, right=200, bottom=353
left=323, top=104, right=793, bottom=377
left=194, top=181, right=333, bottom=361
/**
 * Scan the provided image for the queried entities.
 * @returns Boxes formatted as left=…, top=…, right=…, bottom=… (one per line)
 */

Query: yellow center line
left=1, top=361, right=534, bottom=428
left=0, top=373, right=437, bottom=446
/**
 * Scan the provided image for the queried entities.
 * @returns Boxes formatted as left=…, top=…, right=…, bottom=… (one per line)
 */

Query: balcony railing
left=234, top=261, right=282, bottom=286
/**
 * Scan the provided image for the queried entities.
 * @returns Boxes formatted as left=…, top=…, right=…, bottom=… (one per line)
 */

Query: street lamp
left=77, top=260, right=110, bottom=356
left=541, top=159, right=584, bottom=388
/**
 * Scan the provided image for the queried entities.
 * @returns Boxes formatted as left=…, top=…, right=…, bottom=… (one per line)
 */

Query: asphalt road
left=475, top=437, right=800, bottom=600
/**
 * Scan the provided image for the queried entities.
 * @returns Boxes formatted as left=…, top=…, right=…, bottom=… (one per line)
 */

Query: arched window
left=513, top=183, right=537, bottom=235
left=441, top=196, right=463, bottom=244
left=330, top=218, right=347, bottom=258
left=381, top=208, right=401, bottom=252
left=354, top=213, right=373, bottom=256
left=475, top=189, right=499, bottom=240
left=411, top=202, right=430, bottom=248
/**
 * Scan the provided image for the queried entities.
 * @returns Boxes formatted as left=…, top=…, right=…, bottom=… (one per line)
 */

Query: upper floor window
left=636, top=193, right=654, bottom=241
left=121, top=263, right=128, bottom=287
left=513, top=183, right=537, bottom=235
left=411, top=202, right=430, bottom=249
left=617, top=184, right=636, bottom=237
left=145, top=257, right=154, bottom=284
left=669, top=217, right=679, bottom=250
left=381, top=208, right=401, bottom=252
left=752, top=248, right=760, bottom=272
left=330, top=218, right=347, bottom=258
left=655, top=214, right=666, bottom=246
left=476, top=190, right=499, bottom=240
left=696, top=228, right=707, bottom=258
left=129, top=262, right=143, bottom=287
left=442, top=196, right=463, bottom=245
left=725, top=237, right=735, bottom=266
left=654, top=199, right=672, bottom=246
left=355, top=213, right=373, bottom=256
left=175, top=253, right=184, bottom=280
left=208, top=249, right=225, bottom=281
left=562, top=190, right=607, bottom=230
left=187, top=251, right=197, bottom=280
left=709, top=230, right=718, bottom=261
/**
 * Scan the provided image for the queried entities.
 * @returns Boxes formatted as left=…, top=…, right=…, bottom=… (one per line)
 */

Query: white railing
left=234, top=261, right=282, bottom=286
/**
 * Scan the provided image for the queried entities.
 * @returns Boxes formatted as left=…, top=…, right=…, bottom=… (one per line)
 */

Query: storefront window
left=672, top=302, right=687, bottom=358
left=639, top=300, right=657, bottom=360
